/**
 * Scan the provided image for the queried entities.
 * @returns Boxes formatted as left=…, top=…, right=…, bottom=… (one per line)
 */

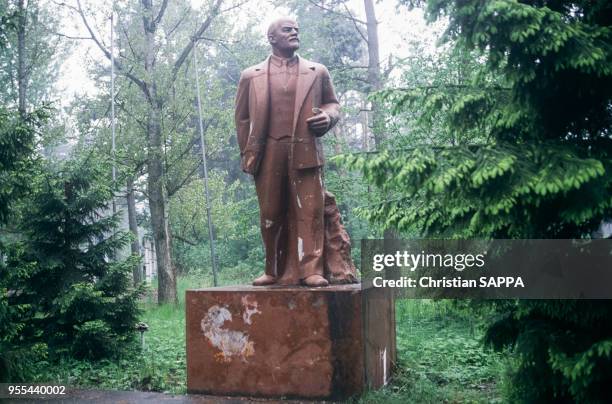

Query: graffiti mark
left=201, top=305, right=255, bottom=363
left=298, top=237, right=304, bottom=261
left=241, top=295, right=261, bottom=325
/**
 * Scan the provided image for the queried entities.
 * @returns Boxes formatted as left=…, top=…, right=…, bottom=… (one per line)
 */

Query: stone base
left=186, top=284, right=395, bottom=400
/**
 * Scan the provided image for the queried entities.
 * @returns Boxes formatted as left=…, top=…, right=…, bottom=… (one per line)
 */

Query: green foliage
left=337, top=141, right=609, bottom=238
left=0, top=105, right=47, bottom=382
left=71, top=320, right=117, bottom=360
left=5, top=156, right=143, bottom=364
left=0, top=5, right=16, bottom=49
left=169, top=172, right=262, bottom=281
left=363, top=0, right=612, bottom=236
left=0, top=0, right=67, bottom=107
left=29, top=278, right=199, bottom=394
left=482, top=300, right=612, bottom=402
left=342, top=0, right=612, bottom=401
left=360, top=300, right=508, bottom=403
left=0, top=107, right=46, bottom=222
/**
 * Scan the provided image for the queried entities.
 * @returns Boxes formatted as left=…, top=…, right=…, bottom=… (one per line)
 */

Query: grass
left=29, top=279, right=510, bottom=402
left=359, top=300, right=509, bottom=403
left=29, top=276, right=205, bottom=394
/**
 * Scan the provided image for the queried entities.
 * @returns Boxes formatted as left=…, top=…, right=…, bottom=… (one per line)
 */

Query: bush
left=72, top=320, right=117, bottom=360
left=6, top=157, right=144, bottom=363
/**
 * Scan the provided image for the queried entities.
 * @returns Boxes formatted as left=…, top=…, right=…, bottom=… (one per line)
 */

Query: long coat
left=234, top=55, right=340, bottom=175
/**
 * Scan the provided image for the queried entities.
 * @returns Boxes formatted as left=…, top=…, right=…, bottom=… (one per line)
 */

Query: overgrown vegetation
left=1, top=156, right=144, bottom=381
left=2, top=0, right=611, bottom=401
left=26, top=276, right=196, bottom=394
left=22, top=289, right=508, bottom=401
left=0, top=107, right=43, bottom=383
left=361, top=300, right=509, bottom=404
left=10, top=157, right=143, bottom=355
left=342, top=0, right=612, bottom=402
left=26, top=302, right=185, bottom=394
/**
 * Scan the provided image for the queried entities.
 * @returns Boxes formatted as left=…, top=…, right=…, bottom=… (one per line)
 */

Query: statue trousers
left=255, top=137, right=324, bottom=283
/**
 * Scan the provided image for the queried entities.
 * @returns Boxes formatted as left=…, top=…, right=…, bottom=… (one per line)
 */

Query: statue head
left=267, top=17, right=300, bottom=57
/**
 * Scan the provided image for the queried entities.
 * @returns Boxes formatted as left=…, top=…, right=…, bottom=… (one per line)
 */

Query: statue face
left=269, top=19, right=300, bottom=52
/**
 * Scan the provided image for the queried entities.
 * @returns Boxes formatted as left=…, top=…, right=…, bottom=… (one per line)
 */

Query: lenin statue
left=235, top=17, right=358, bottom=287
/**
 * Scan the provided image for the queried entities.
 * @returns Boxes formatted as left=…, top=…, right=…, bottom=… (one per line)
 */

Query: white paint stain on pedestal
left=241, top=295, right=261, bottom=325
left=201, top=305, right=255, bottom=362
left=298, top=237, right=304, bottom=261
left=380, top=347, right=388, bottom=386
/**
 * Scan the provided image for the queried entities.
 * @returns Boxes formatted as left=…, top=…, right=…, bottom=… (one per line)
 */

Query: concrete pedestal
left=186, top=284, right=395, bottom=400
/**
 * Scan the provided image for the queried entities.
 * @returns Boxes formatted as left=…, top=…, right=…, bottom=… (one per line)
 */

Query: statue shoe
left=252, top=274, right=277, bottom=286
left=303, top=274, right=329, bottom=287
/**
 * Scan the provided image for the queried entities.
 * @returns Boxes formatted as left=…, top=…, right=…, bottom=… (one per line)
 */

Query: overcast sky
left=52, top=0, right=443, bottom=106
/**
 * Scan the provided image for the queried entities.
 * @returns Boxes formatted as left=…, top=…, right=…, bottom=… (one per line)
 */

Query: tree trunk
left=127, top=176, right=143, bottom=285
left=364, top=2, right=396, bottom=369
left=364, top=0, right=382, bottom=147
left=147, top=107, right=176, bottom=304
left=361, top=98, right=369, bottom=151
left=75, top=0, right=224, bottom=303
left=142, top=0, right=176, bottom=304
left=364, top=0, right=395, bottom=243
left=17, top=0, right=27, bottom=116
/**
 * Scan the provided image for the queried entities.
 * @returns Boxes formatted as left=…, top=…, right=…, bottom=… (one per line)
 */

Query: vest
left=267, top=55, right=298, bottom=140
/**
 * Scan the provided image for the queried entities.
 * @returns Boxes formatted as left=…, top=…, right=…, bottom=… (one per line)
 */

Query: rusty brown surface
left=186, top=285, right=395, bottom=400
left=362, top=288, right=396, bottom=389
left=234, top=18, right=357, bottom=287
left=323, top=192, right=358, bottom=285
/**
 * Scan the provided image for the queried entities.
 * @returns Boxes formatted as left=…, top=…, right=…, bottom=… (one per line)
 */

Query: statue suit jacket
left=235, top=55, right=340, bottom=175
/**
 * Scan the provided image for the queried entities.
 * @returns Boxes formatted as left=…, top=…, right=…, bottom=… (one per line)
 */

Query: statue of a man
left=235, top=17, right=357, bottom=287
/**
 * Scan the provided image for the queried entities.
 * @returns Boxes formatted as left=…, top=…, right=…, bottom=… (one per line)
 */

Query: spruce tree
left=8, top=156, right=143, bottom=360
left=340, top=0, right=612, bottom=401
left=0, top=69, right=45, bottom=381
left=0, top=107, right=41, bottom=381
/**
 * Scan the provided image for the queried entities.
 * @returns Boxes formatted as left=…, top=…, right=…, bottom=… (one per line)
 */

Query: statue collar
left=269, top=54, right=298, bottom=68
